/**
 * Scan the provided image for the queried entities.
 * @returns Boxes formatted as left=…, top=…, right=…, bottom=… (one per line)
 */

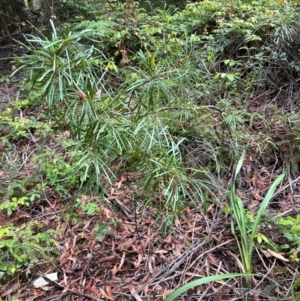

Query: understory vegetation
left=1, top=0, right=300, bottom=300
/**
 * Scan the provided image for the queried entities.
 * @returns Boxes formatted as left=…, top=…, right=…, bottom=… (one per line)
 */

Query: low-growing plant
left=290, top=277, right=300, bottom=301
left=0, top=197, right=30, bottom=216
left=34, top=151, right=81, bottom=196
left=0, top=222, right=56, bottom=279
left=75, top=198, right=101, bottom=215
left=164, top=273, right=247, bottom=301
left=93, top=223, right=110, bottom=242
left=274, top=215, right=300, bottom=262
left=0, top=99, right=52, bottom=142
left=230, top=152, right=285, bottom=275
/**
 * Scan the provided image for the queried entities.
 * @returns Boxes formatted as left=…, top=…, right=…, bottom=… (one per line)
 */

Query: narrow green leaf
left=250, top=173, right=285, bottom=246
left=235, top=150, right=245, bottom=178
left=164, top=274, right=247, bottom=301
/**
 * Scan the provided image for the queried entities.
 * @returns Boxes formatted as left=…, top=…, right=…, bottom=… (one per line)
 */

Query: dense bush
left=2, top=0, right=300, bottom=294
left=15, top=0, right=300, bottom=226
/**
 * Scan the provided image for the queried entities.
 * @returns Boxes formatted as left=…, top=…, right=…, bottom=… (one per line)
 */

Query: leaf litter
left=1, top=82, right=300, bottom=300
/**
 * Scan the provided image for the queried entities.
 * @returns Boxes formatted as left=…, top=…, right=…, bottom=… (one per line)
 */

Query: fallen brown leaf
left=266, top=249, right=289, bottom=262
left=134, top=253, right=143, bottom=268
left=251, top=189, right=263, bottom=201
left=129, top=285, right=143, bottom=301
left=111, top=265, right=118, bottom=279
left=118, top=252, right=126, bottom=270
left=100, top=287, right=114, bottom=300
left=207, top=252, right=219, bottom=266
left=0, top=281, right=19, bottom=297
left=105, top=285, right=114, bottom=301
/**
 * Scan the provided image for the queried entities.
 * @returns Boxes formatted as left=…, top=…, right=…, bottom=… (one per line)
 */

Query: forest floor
left=1, top=48, right=300, bottom=301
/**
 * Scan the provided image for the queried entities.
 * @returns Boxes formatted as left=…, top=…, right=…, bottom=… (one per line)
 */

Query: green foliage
left=0, top=99, right=52, bottom=143
left=0, top=75, right=10, bottom=83
left=0, top=197, right=30, bottom=216
left=75, top=198, right=101, bottom=215
left=94, top=223, right=110, bottom=242
left=14, top=20, right=107, bottom=109
left=16, top=17, right=219, bottom=225
left=230, top=152, right=284, bottom=274
left=1, top=2, right=299, bottom=299
left=291, top=277, right=300, bottom=301
left=1, top=1, right=299, bottom=299
left=0, top=169, right=57, bottom=280
left=275, top=215, right=300, bottom=261
left=0, top=222, right=56, bottom=278
left=34, top=151, right=81, bottom=196
left=15, top=0, right=300, bottom=228
left=164, top=273, right=247, bottom=301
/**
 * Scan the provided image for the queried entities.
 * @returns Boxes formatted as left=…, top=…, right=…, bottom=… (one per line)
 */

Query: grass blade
left=164, top=273, right=247, bottom=301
